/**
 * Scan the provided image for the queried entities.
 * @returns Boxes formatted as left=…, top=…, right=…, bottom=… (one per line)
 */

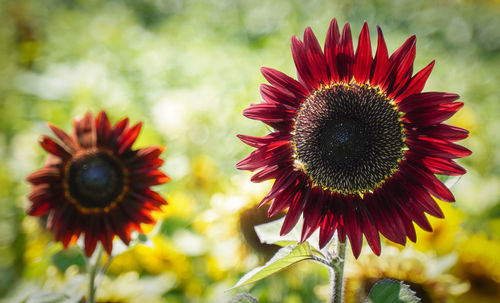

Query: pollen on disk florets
left=291, top=82, right=406, bottom=194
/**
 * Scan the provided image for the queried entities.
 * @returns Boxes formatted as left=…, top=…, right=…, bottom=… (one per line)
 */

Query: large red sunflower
left=236, top=19, right=471, bottom=258
left=26, top=111, right=169, bottom=256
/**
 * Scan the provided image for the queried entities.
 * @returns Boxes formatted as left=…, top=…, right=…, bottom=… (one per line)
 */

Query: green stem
left=87, top=246, right=103, bottom=303
left=329, top=241, right=346, bottom=303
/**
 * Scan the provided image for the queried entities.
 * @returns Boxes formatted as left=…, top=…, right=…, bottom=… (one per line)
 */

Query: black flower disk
left=237, top=19, right=471, bottom=257
left=27, top=111, right=170, bottom=256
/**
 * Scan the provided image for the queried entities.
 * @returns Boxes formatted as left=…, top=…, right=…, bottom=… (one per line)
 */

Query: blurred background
left=0, top=0, right=499, bottom=302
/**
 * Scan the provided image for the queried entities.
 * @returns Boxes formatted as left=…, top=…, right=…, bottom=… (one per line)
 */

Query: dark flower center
left=67, top=151, right=125, bottom=209
left=292, top=83, right=405, bottom=194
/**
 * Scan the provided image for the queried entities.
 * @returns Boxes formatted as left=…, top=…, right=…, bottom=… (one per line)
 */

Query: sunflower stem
left=87, top=246, right=103, bottom=303
left=329, top=240, right=346, bottom=303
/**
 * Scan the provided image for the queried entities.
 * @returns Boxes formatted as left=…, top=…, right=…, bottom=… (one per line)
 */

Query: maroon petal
left=39, top=136, right=71, bottom=160
left=260, top=84, right=300, bottom=108
left=319, top=207, right=338, bottom=248
left=236, top=142, right=292, bottom=171
left=303, top=27, right=329, bottom=85
left=386, top=36, right=416, bottom=95
left=251, top=164, right=281, bottom=183
left=421, top=156, right=466, bottom=176
left=118, top=122, right=142, bottom=154
left=337, top=23, right=354, bottom=82
left=258, top=168, right=297, bottom=206
left=237, top=133, right=291, bottom=148
left=84, top=223, right=99, bottom=257
left=300, top=188, right=324, bottom=242
left=325, top=18, right=340, bottom=82
left=395, top=61, right=435, bottom=101
left=354, top=22, right=373, bottom=83
left=243, top=103, right=296, bottom=123
left=261, top=67, right=309, bottom=98
left=404, top=161, right=455, bottom=202
left=370, top=25, right=389, bottom=86
left=398, top=92, right=460, bottom=113
left=96, top=111, right=112, bottom=147
left=404, top=102, right=464, bottom=126
left=48, top=123, right=78, bottom=152
left=358, top=206, right=381, bottom=256
left=112, top=117, right=130, bottom=139
left=73, top=111, right=96, bottom=148
left=280, top=184, right=309, bottom=235
left=344, top=196, right=363, bottom=258
left=417, top=124, right=469, bottom=141
left=407, top=136, right=471, bottom=159
left=26, top=167, right=61, bottom=185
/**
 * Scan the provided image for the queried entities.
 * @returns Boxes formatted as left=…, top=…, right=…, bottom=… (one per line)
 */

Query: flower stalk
left=87, top=246, right=104, bottom=303
left=329, top=241, right=346, bottom=303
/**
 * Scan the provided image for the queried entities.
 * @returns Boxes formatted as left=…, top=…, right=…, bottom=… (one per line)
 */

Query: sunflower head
left=27, top=111, right=169, bottom=256
left=237, top=19, right=471, bottom=257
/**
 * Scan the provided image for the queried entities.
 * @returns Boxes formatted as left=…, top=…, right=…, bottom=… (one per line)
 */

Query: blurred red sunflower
left=237, top=19, right=471, bottom=258
left=26, top=111, right=169, bottom=256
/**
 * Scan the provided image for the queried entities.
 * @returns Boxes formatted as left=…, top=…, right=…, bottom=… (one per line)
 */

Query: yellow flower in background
left=414, top=202, right=465, bottom=255
left=344, top=247, right=468, bottom=303
left=454, top=233, right=500, bottom=303
left=108, top=236, right=192, bottom=282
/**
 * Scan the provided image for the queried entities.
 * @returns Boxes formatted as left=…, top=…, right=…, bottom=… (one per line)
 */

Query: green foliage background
left=0, top=0, right=499, bottom=302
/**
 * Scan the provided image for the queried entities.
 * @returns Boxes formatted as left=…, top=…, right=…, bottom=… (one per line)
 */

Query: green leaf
left=366, top=279, right=420, bottom=303
left=228, top=293, right=259, bottom=303
left=230, top=242, right=315, bottom=289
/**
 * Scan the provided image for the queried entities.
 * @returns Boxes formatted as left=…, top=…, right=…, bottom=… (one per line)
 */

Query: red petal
left=404, top=161, right=455, bottom=202
left=39, top=136, right=71, bottom=160
left=118, top=122, right=142, bottom=154
left=26, top=167, right=61, bottom=185
left=404, top=102, right=464, bottom=126
left=73, top=111, right=96, bottom=148
left=260, top=84, right=300, bottom=108
left=48, top=123, right=78, bottom=152
left=417, top=124, right=469, bottom=141
left=243, top=103, right=296, bottom=123
left=370, top=26, right=389, bottom=86
left=112, top=118, right=129, bottom=139
left=407, top=136, right=471, bottom=159
left=421, top=156, right=466, bottom=176
left=291, top=36, right=317, bottom=90
left=398, top=92, right=460, bottom=113
left=395, top=61, right=435, bottom=101
left=300, top=188, right=324, bottom=242
left=259, top=168, right=297, bottom=207
left=84, top=225, right=99, bottom=257
left=261, top=67, right=308, bottom=98
left=96, top=111, right=112, bottom=147
left=280, top=184, right=309, bottom=235
left=251, top=165, right=281, bottom=183
left=303, top=27, right=329, bottom=85
left=236, top=142, right=292, bottom=171
left=386, top=36, right=416, bottom=95
left=325, top=18, right=340, bottom=82
left=354, top=22, right=373, bottom=83
left=344, top=197, right=363, bottom=258
left=237, top=133, right=290, bottom=148
left=358, top=206, right=381, bottom=256
left=337, top=23, right=354, bottom=82
left=319, top=207, right=338, bottom=248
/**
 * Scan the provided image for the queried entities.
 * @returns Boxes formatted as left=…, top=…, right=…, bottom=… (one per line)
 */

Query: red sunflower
left=26, top=111, right=169, bottom=256
left=236, top=19, right=471, bottom=258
